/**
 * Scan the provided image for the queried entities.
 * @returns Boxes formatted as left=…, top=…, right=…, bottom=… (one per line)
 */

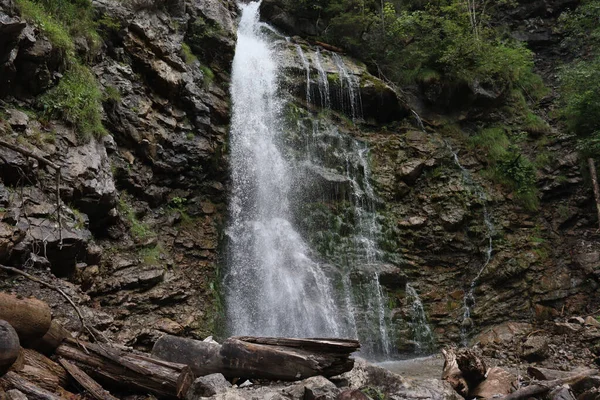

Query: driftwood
left=56, top=338, right=193, bottom=399
left=456, top=348, right=487, bottom=384
left=0, top=372, right=61, bottom=400
left=0, top=321, right=19, bottom=376
left=441, top=349, right=469, bottom=397
left=152, top=335, right=359, bottom=381
left=22, top=349, right=68, bottom=388
left=313, top=40, right=345, bottom=53
left=0, top=293, right=51, bottom=344
left=550, top=385, right=576, bottom=400
left=528, top=367, right=595, bottom=381
left=30, top=321, right=72, bottom=355
left=501, top=370, right=599, bottom=400
left=59, top=359, right=118, bottom=400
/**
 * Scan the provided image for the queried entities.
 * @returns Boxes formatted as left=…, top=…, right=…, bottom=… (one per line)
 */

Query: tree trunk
left=441, top=349, right=469, bottom=398
left=0, top=321, right=20, bottom=376
left=501, top=369, right=598, bottom=400
left=0, top=294, right=51, bottom=345
left=59, top=359, right=118, bottom=400
left=588, top=158, right=600, bottom=230
left=456, top=348, right=487, bottom=385
left=152, top=335, right=359, bottom=381
left=56, top=338, right=193, bottom=399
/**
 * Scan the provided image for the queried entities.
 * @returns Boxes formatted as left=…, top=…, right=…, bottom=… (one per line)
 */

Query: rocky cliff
left=0, top=0, right=598, bottom=362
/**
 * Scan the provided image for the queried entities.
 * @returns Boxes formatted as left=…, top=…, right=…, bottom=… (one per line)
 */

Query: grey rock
left=7, top=109, right=29, bottom=130
left=301, top=376, right=339, bottom=400
left=6, top=390, right=28, bottom=400
left=186, top=373, right=232, bottom=399
left=521, top=336, right=550, bottom=361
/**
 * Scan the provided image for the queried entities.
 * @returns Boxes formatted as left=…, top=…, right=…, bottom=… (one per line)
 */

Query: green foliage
left=15, top=0, right=74, bottom=52
left=181, top=42, right=198, bottom=65
left=15, top=0, right=100, bottom=53
left=469, top=127, right=509, bottom=162
left=103, top=85, right=121, bottom=103
left=558, top=0, right=600, bottom=158
left=361, top=387, right=387, bottom=400
left=139, top=244, right=163, bottom=265
left=199, top=64, right=214, bottom=86
left=118, top=197, right=154, bottom=241
left=40, top=63, right=106, bottom=142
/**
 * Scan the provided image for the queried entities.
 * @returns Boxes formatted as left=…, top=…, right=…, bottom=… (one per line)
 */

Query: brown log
left=30, top=321, right=72, bottom=355
left=0, top=293, right=51, bottom=345
left=56, top=338, right=193, bottom=399
left=22, top=349, right=68, bottom=387
left=313, top=40, right=345, bottom=53
left=456, top=348, right=487, bottom=385
left=0, top=372, right=61, bottom=400
left=470, top=367, right=515, bottom=399
left=59, top=359, right=118, bottom=400
left=441, top=349, right=468, bottom=398
left=152, top=335, right=359, bottom=381
left=501, top=370, right=599, bottom=400
left=0, top=321, right=20, bottom=376
left=16, top=365, right=61, bottom=393
left=589, top=158, right=600, bottom=230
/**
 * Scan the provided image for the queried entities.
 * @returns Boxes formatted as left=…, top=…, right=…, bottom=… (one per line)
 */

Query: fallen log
left=501, top=369, right=599, bottom=400
left=528, top=367, right=595, bottom=381
left=30, top=321, right=72, bottom=355
left=313, top=41, right=345, bottom=53
left=0, top=372, right=61, bottom=400
left=0, top=321, right=20, bottom=376
left=59, top=359, right=118, bottom=400
left=0, top=294, right=51, bottom=345
left=56, top=338, right=193, bottom=399
left=441, top=349, right=468, bottom=398
left=152, top=335, right=359, bottom=381
left=22, top=349, right=68, bottom=388
left=456, top=348, right=487, bottom=385
left=550, top=385, right=576, bottom=400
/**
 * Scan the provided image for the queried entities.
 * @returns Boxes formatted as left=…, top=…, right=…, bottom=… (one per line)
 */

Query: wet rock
left=185, top=373, right=231, bottom=399
left=397, top=159, right=426, bottom=185
left=521, top=335, right=550, bottom=361
left=377, top=265, right=408, bottom=290
left=399, top=216, right=428, bottom=228
left=5, top=389, right=27, bottom=400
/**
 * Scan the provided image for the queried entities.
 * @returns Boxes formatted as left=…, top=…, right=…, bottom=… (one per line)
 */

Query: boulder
left=185, top=373, right=231, bottom=399
left=302, top=376, right=340, bottom=400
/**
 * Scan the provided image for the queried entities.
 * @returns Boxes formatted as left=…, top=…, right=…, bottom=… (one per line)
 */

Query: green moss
left=181, top=42, right=198, bottom=65
left=40, top=63, right=106, bottom=142
left=103, top=85, right=121, bottom=103
left=118, top=196, right=154, bottom=241
left=199, top=64, right=214, bottom=86
left=139, top=244, right=163, bottom=265
left=523, top=112, right=551, bottom=136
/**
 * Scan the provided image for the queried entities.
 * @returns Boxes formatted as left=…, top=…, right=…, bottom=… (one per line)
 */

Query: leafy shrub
left=40, top=63, right=106, bottom=141
left=15, top=0, right=74, bottom=52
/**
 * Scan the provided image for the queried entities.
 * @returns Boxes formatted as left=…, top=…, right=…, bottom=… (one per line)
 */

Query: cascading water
left=405, top=284, right=435, bottom=353
left=447, top=145, right=495, bottom=345
left=225, top=2, right=344, bottom=338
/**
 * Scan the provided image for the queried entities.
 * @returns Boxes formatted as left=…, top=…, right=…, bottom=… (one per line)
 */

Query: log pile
left=0, top=291, right=360, bottom=399
left=442, top=348, right=600, bottom=400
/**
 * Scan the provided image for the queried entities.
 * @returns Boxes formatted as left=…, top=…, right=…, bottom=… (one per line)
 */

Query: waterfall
left=405, top=284, right=435, bottom=353
left=225, top=2, right=344, bottom=338
left=446, top=143, right=495, bottom=345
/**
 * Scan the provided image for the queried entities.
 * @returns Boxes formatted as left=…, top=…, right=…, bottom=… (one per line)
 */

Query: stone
left=399, top=216, right=427, bottom=228
left=6, top=109, right=29, bottom=130
left=5, top=390, right=27, bottom=400
left=397, top=159, right=426, bottom=185
left=585, top=316, right=600, bottom=328
left=185, top=373, right=231, bottom=399
left=568, top=316, right=585, bottom=325
left=521, top=335, right=550, bottom=361
left=337, top=390, right=370, bottom=400
left=302, top=376, right=340, bottom=400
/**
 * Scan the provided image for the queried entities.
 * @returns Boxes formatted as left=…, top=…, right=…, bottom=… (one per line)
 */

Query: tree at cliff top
left=558, top=0, right=600, bottom=226
left=290, top=0, right=542, bottom=100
